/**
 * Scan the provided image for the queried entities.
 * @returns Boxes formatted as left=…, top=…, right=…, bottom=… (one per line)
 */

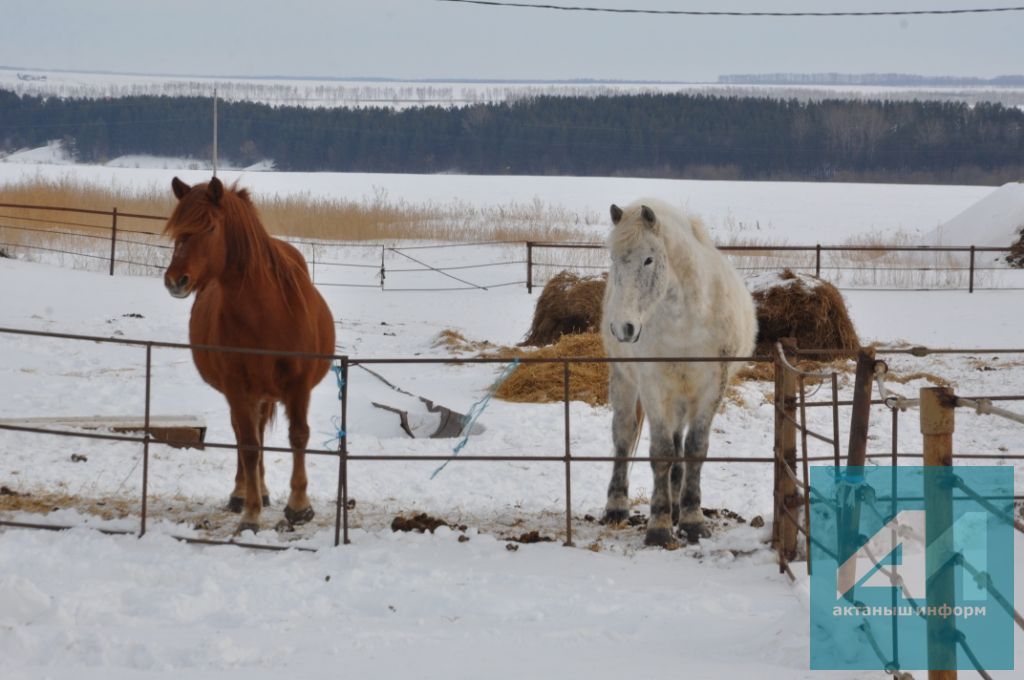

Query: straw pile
left=520, top=271, right=606, bottom=347
left=493, top=333, right=608, bottom=406
left=750, top=269, right=859, bottom=356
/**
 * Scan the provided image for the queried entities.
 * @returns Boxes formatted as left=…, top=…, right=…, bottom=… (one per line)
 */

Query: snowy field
left=6, top=67, right=1024, bottom=108
left=1, top=164, right=1023, bottom=678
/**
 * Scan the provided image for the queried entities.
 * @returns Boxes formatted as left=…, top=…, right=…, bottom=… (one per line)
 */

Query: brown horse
left=163, top=176, right=335, bottom=533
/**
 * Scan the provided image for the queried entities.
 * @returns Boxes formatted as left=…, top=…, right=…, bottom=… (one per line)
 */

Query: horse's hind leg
left=257, top=401, right=273, bottom=507
left=602, top=367, right=640, bottom=524
left=678, top=411, right=714, bottom=544
left=283, top=390, right=314, bottom=526
left=228, top=412, right=246, bottom=513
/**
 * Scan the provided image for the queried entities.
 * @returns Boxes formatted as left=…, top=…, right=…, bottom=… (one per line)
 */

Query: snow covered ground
left=1, top=166, right=1023, bottom=678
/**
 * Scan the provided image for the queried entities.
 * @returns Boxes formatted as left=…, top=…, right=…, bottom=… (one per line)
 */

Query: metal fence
left=2, top=325, right=1022, bottom=558
left=0, top=201, right=1021, bottom=293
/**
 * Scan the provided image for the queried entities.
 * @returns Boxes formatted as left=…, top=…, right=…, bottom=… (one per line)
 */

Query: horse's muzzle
left=610, top=322, right=642, bottom=344
left=165, top=273, right=192, bottom=298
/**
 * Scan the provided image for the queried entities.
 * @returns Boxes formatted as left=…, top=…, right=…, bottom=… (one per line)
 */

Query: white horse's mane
left=608, top=198, right=714, bottom=255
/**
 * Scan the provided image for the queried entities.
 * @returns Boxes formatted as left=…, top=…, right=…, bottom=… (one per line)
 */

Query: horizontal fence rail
left=1, top=325, right=1022, bottom=560
left=0, top=201, right=1022, bottom=292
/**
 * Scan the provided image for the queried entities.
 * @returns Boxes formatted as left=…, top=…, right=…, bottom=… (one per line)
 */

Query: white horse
left=601, top=199, right=757, bottom=546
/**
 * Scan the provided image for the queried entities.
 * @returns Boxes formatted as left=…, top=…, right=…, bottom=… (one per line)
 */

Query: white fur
left=601, top=198, right=757, bottom=542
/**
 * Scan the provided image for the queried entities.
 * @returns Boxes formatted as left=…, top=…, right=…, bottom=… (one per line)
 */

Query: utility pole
left=212, top=87, right=218, bottom=177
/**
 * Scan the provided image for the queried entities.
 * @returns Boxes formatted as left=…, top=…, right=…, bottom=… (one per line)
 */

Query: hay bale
left=494, top=333, right=608, bottom=406
left=749, top=269, right=859, bottom=356
left=521, top=271, right=606, bottom=347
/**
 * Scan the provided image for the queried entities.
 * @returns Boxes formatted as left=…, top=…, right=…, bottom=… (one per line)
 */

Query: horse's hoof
left=262, top=494, right=271, bottom=508
left=678, top=523, right=711, bottom=544
left=235, top=521, right=260, bottom=535
left=601, top=508, right=630, bottom=525
left=284, top=505, right=315, bottom=526
left=644, top=527, right=678, bottom=548
left=227, top=496, right=244, bottom=513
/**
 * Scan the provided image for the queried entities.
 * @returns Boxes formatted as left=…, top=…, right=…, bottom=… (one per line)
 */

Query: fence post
left=109, top=207, right=118, bottom=276
left=563, top=360, right=573, bottom=547
left=837, top=347, right=877, bottom=600
left=526, top=241, right=534, bottom=294
left=847, top=347, right=876, bottom=468
left=968, top=246, right=975, bottom=294
left=772, top=338, right=798, bottom=565
left=920, top=386, right=958, bottom=680
left=815, top=243, right=821, bottom=278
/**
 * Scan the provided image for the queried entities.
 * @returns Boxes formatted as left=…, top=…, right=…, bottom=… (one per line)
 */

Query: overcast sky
left=2, top=0, right=1021, bottom=82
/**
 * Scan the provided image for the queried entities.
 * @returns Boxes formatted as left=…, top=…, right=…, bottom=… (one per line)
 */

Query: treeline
left=719, top=73, right=1024, bottom=87
left=2, top=90, right=1023, bottom=183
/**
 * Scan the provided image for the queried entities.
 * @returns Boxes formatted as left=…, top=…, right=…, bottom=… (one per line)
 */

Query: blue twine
left=431, top=358, right=520, bottom=480
left=323, top=361, right=346, bottom=447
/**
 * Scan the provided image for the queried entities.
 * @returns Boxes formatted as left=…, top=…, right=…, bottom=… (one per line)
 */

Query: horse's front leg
left=678, top=412, right=714, bottom=543
left=227, top=403, right=272, bottom=512
left=229, top=400, right=263, bottom=533
left=283, top=390, right=314, bottom=526
left=603, top=366, right=640, bottom=524
left=644, top=420, right=678, bottom=547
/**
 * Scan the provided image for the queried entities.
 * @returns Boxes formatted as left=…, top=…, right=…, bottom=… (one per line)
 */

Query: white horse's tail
left=626, top=399, right=643, bottom=473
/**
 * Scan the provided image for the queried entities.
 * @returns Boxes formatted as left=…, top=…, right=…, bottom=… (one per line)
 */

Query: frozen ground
left=1, top=169, right=1023, bottom=678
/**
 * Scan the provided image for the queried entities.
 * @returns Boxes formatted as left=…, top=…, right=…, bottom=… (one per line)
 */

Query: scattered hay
left=493, top=333, right=609, bottom=406
left=433, top=329, right=495, bottom=354
left=0, top=490, right=137, bottom=519
left=750, top=269, right=860, bottom=356
left=882, top=370, right=950, bottom=387
left=521, top=271, right=606, bottom=347
left=733, top=357, right=855, bottom=383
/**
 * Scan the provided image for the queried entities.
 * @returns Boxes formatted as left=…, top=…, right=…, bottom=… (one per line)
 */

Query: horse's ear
left=171, top=177, right=191, bottom=200
left=640, top=205, right=657, bottom=229
left=207, top=176, right=224, bottom=205
left=610, top=204, right=623, bottom=225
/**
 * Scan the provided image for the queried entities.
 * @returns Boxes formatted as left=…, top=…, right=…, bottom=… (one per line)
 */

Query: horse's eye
left=643, top=257, right=654, bottom=266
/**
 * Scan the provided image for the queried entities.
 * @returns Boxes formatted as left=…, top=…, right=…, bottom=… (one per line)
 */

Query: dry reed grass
left=0, top=179, right=593, bottom=245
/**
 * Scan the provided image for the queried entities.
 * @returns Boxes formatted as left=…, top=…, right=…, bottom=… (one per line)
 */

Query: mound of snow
left=923, top=182, right=1024, bottom=259
left=0, top=140, right=74, bottom=165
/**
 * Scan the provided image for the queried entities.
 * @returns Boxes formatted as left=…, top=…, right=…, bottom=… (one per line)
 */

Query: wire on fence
left=954, top=630, right=994, bottom=680
left=955, top=553, right=1024, bottom=633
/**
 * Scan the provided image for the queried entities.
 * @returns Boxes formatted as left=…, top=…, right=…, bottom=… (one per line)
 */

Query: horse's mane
left=608, top=199, right=714, bottom=254
left=165, top=181, right=308, bottom=306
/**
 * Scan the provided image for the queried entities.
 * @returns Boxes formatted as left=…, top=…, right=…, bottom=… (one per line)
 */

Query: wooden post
left=526, top=241, right=534, bottom=294
left=921, top=387, right=957, bottom=680
left=847, top=347, right=876, bottom=468
left=109, top=207, right=118, bottom=276
left=772, top=339, right=798, bottom=563
left=968, top=246, right=975, bottom=294
left=815, top=243, right=821, bottom=278
left=838, top=347, right=877, bottom=600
